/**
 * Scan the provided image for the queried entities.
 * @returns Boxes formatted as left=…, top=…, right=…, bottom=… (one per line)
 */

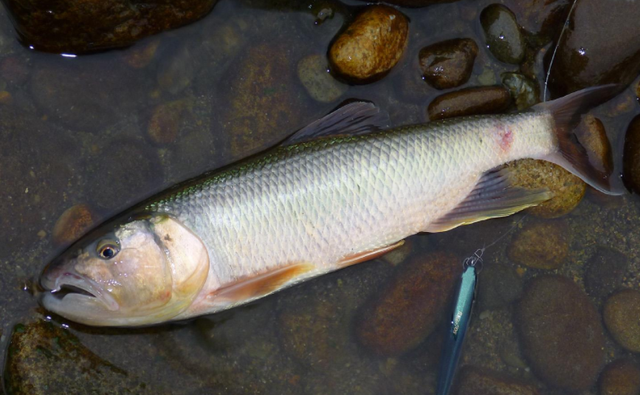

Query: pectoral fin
left=338, top=240, right=405, bottom=267
left=426, top=168, right=552, bottom=233
left=210, top=262, right=316, bottom=304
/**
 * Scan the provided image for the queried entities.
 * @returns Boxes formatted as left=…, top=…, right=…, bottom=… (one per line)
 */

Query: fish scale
left=150, top=112, right=554, bottom=287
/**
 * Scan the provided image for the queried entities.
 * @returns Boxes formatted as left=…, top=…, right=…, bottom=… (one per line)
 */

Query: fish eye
left=96, top=240, right=120, bottom=260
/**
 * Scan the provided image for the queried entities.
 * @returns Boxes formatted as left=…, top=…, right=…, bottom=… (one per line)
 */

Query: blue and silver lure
left=436, top=249, right=482, bottom=395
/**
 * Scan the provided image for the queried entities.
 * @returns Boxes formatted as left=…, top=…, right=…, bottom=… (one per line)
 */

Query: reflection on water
left=1, top=0, right=640, bottom=393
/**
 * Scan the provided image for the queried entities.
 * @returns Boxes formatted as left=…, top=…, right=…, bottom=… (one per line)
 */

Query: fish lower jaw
left=42, top=272, right=120, bottom=311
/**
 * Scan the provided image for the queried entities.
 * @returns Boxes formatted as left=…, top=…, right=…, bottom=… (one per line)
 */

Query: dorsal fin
left=281, top=101, right=388, bottom=146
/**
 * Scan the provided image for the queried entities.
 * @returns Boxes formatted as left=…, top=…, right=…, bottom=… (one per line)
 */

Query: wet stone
left=427, top=86, right=511, bottom=121
left=577, top=115, right=613, bottom=175
left=355, top=0, right=459, bottom=5
left=623, top=115, right=640, bottom=194
left=516, top=275, right=605, bottom=392
left=507, top=220, right=569, bottom=270
left=380, top=239, right=414, bottom=266
left=454, top=366, right=540, bottom=395
left=148, top=100, right=189, bottom=145
left=121, top=39, right=161, bottom=69
left=418, top=38, right=478, bottom=90
left=329, top=5, right=409, bottom=83
left=477, top=263, right=523, bottom=310
left=501, top=73, right=539, bottom=110
left=1, top=0, right=218, bottom=54
left=355, top=251, right=461, bottom=356
left=503, top=0, right=570, bottom=41
left=51, top=204, right=98, bottom=247
left=480, top=4, right=525, bottom=65
left=503, top=159, right=585, bottom=218
left=221, top=43, right=308, bottom=159
left=157, top=45, right=197, bottom=95
left=297, top=54, right=348, bottom=103
left=4, top=321, right=150, bottom=394
left=547, top=0, right=640, bottom=96
left=599, top=359, right=640, bottom=395
left=0, top=56, right=30, bottom=86
left=603, top=289, right=640, bottom=353
left=583, top=247, right=628, bottom=301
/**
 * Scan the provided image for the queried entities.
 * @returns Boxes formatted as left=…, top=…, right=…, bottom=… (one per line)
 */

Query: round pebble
left=480, top=4, right=525, bottom=65
left=427, top=86, right=511, bottom=121
left=51, top=204, right=98, bottom=246
left=418, top=38, right=478, bottom=90
left=603, top=289, right=640, bottom=352
left=599, top=359, right=640, bottom=395
left=297, top=54, right=348, bottom=103
left=507, top=220, right=569, bottom=270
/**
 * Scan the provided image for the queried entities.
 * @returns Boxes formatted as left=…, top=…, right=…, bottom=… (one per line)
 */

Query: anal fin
left=210, top=262, right=316, bottom=304
left=426, top=168, right=552, bottom=233
left=338, top=240, right=405, bottom=267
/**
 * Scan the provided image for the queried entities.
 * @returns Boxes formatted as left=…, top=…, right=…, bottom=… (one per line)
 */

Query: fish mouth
left=41, top=272, right=120, bottom=312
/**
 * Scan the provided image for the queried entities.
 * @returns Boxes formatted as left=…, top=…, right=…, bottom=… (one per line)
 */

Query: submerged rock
left=4, top=321, right=150, bottom=394
left=148, top=100, right=189, bottom=145
left=221, top=43, right=308, bottom=159
left=507, top=220, right=569, bottom=270
left=546, top=0, right=640, bottom=96
left=1, top=0, right=218, bottom=54
left=476, top=263, right=523, bottom=310
left=623, top=115, right=640, bottom=194
left=501, top=73, right=539, bottom=110
left=427, top=86, right=511, bottom=121
left=0, top=56, right=30, bottom=86
left=480, top=4, right=525, bottom=65
left=355, top=251, right=461, bottom=356
left=329, top=5, right=409, bottom=83
left=599, top=359, right=640, bottom=395
left=583, top=247, right=628, bottom=301
left=51, top=204, right=98, bottom=246
left=503, top=0, right=570, bottom=41
left=515, top=275, right=604, bottom=392
left=577, top=115, right=614, bottom=175
left=418, top=38, right=478, bottom=90
left=603, top=289, right=640, bottom=353
left=454, top=366, right=540, bottom=395
left=503, top=159, right=585, bottom=218
left=297, top=54, right=348, bottom=103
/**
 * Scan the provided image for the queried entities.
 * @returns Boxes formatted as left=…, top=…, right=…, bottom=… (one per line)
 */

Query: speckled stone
left=508, top=220, right=570, bottom=270
left=516, top=275, right=605, bottom=392
left=503, top=159, right=585, bottom=218
left=501, top=73, right=539, bottom=110
left=599, top=359, right=640, bottom=395
left=329, top=5, right=409, bottom=83
left=454, top=366, right=540, bottom=395
left=603, top=289, right=640, bottom=353
left=51, top=204, right=98, bottom=246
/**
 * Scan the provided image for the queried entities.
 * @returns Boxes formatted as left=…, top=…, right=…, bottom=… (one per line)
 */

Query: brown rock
left=297, top=54, right=348, bottom=103
left=623, top=115, right=640, bottom=194
left=419, top=38, right=478, bottom=90
left=5, top=321, right=150, bottom=394
left=480, top=4, right=525, bottom=65
left=547, top=0, right=640, bottom=96
left=2, top=0, right=218, bottom=54
left=516, top=275, right=605, bottom=392
left=503, top=159, right=586, bottom=218
left=121, top=39, right=160, bottom=69
left=329, top=5, right=408, bottom=83
left=0, top=90, right=12, bottom=104
left=504, top=0, right=570, bottom=40
left=603, top=289, right=640, bottom=352
left=355, top=251, right=461, bottom=356
left=221, top=43, right=308, bottom=158
left=51, top=204, right=98, bottom=246
left=577, top=115, right=613, bottom=175
left=148, top=100, right=189, bottom=145
left=508, top=220, right=569, bottom=270
left=599, top=359, right=640, bottom=395
left=454, top=366, right=540, bottom=395
left=427, top=86, right=511, bottom=121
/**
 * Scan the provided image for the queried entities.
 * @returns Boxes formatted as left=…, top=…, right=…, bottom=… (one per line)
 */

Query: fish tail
left=533, top=84, right=625, bottom=195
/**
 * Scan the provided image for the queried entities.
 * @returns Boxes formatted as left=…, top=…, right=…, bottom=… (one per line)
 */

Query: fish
left=39, top=85, right=623, bottom=327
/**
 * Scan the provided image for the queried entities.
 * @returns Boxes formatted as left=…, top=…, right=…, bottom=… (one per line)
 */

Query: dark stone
left=477, top=263, right=523, bottom=310
left=480, top=4, right=525, bottom=65
left=454, top=366, right=540, bottom=395
left=4, top=321, right=150, bottom=394
left=507, top=220, right=569, bottom=270
left=623, top=115, right=640, bottom=194
left=603, top=289, right=640, bottom=353
left=515, top=275, right=605, bottom=392
left=354, top=0, right=459, bottom=6
left=419, top=38, right=478, bottom=90
left=1, top=0, right=218, bottom=54
left=427, top=86, right=511, bottom=121
left=503, top=0, right=570, bottom=41
left=546, top=0, right=640, bottom=96
left=583, top=247, right=628, bottom=300
left=355, top=251, right=461, bottom=356
left=599, top=359, right=640, bottom=395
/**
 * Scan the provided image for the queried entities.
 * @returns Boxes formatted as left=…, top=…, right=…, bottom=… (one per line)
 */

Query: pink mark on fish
left=493, top=122, right=513, bottom=152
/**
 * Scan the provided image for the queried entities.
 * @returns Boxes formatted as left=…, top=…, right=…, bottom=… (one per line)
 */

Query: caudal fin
left=532, top=85, right=625, bottom=195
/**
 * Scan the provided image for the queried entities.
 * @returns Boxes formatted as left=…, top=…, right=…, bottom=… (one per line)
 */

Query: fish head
left=40, top=214, right=210, bottom=326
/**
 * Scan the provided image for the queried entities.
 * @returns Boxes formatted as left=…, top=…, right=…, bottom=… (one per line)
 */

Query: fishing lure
left=436, top=248, right=482, bottom=395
